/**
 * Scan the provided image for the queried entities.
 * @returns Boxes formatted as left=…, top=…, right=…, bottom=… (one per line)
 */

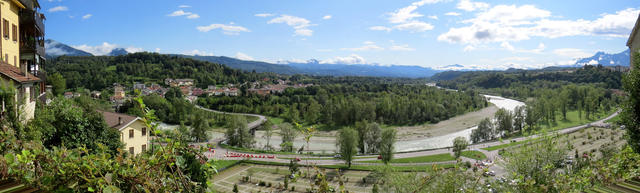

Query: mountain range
left=44, top=39, right=631, bottom=78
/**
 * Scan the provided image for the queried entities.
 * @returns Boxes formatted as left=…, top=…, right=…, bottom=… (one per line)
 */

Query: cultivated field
left=212, top=164, right=376, bottom=193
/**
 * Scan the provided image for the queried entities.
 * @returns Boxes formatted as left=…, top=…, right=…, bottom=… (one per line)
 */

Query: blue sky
left=42, top=0, right=639, bottom=69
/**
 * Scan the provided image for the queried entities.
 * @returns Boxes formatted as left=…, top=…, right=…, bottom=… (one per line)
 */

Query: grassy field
left=540, top=109, right=615, bottom=132
left=461, top=150, right=487, bottom=160
left=360, top=153, right=455, bottom=164
left=267, top=117, right=285, bottom=125
left=482, top=139, right=534, bottom=151
left=213, top=160, right=241, bottom=171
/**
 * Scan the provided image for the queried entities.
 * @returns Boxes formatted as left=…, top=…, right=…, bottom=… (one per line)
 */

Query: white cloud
left=456, top=0, right=489, bottom=12
left=168, top=9, right=199, bottom=19
left=369, top=26, right=392, bottom=32
left=72, top=42, right=118, bottom=56
left=196, top=23, right=250, bottom=35
left=235, top=52, right=254, bottom=60
left=267, top=15, right=315, bottom=36
left=390, top=44, right=415, bottom=51
left=383, top=0, right=442, bottom=32
left=125, top=47, right=144, bottom=53
left=428, top=15, right=438, bottom=20
left=393, top=21, right=434, bottom=32
left=255, top=13, right=274, bottom=17
left=445, top=12, right=461, bottom=16
left=323, top=15, right=332, bottom=20
left=81, top=14, right=92, bottom=20
left=553, top=48, right=591, bottom=59
left=438, top=6, right=639, bottom=45
left=320, top=54, right=367, bottom=64
left=48, top=6, right=68, bottom=13
left=463, top=45, right=476, bottom=52
left=183, top=49, right=214, bottom=56
left=500, top=41, right=515, bottom=51
left=178, top=5, right=191, bottom=8
left=341, top=41, right=384, bottom=51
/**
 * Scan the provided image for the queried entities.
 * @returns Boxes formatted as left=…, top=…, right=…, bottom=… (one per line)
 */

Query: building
left=627, top=12, right=640, bottom=69
left=0, top=0, right=43, bottom=121
left=133, top=82, right=145, bottom=90
left=164, top=78, right=194, bottom=87
left=18, top=0, right=45, bottom=96
left=99, top=111, right=149, bottom=155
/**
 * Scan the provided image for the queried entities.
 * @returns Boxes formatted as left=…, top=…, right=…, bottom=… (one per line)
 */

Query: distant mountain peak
left=574, top=49, right=629, bottom=67
left=45, top=39, right=93, bottom=58
left=108, top=48, right=128, bottom=56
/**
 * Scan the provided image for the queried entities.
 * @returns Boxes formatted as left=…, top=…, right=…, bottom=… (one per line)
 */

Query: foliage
left=279, top=123, right=298, bottom=152
left=501, top=135, right=566, bottom=192
left=471, top=118, right=494, bottom=143
left=337, top=127, right=359, bottom=167
left=225, top=115, right=254, bottom=148
left=48, top=72, right=66, bottom=96
left=622, top=52, right=640, bottom=152
left=199, top=84, right=486, bottom=127
left=190, top=111, right=210, bottom=142
left=28, top=97, right=122, bottom=155
left=452, top=137, right=469, bottom=159
left=379, top=128, right=396, bottom=164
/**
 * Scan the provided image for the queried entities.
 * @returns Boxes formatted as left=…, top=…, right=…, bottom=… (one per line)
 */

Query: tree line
left=199, top=83, right=487, bottom=127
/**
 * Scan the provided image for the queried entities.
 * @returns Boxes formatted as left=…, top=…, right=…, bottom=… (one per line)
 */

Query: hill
left=574, top=49, right=630, bottom=67
left=44, top=39, right=93, bottom=58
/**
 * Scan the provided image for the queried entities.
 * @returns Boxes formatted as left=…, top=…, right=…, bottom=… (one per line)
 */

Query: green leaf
left=88, top=187, right=95, bottom=192
left=103, top=185, right=122, bottom=193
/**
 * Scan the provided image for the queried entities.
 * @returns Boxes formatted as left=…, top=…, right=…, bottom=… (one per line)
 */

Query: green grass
left=267, top=117, right=284, bottom=125
left=360, top=153, right=455, bottom=164
left=105, top=65, right=116, bottom=72
left=604, top=113, right=621, bottom=124
left=278, top=157, right=337, bottom=160
left=213, top=160, right=240, bottom=171
left=541, top=109, right=615, bottom=132
left=219, top=143, right=335, bottom=157
left=482, top=139, right=533, bottom=151
left=461, top=151, right=487, bottom=160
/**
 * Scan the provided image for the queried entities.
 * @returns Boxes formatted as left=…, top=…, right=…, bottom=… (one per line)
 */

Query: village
left=62, top=78, right=313, bottom=104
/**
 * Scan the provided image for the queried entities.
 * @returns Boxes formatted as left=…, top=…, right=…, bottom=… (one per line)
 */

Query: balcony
left=20, top=38, right=45, bottom=58
left=19, top=11, right=45, bottom=36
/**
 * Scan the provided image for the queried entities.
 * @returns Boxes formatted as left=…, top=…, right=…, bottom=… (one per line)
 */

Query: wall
left=119, top=120, right=149, bottom=155
left=0, top=0, right=20, bottom=67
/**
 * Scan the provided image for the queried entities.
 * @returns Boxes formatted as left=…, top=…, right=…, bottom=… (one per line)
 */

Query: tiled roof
left=97, top=110, right=140, bottom=130
left=0, top=62, right=40, bottom=83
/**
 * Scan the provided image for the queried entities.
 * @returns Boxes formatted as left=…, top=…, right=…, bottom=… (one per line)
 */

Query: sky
left=42, top=0, right=639, bottom=70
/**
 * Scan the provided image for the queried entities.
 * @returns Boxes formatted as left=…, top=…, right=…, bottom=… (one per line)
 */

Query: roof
left=627, top=13, right=640, bottom=47
left=0, top=62, right=40, bottom=83
left=97, top=110, right=141, bottom=131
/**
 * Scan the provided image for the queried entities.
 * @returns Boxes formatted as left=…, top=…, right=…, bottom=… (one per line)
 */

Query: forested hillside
left=46, top=52, right=274, bottom=90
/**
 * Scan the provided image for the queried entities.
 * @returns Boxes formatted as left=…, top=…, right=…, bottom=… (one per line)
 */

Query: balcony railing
left=19, top=11, right=45, bottom=35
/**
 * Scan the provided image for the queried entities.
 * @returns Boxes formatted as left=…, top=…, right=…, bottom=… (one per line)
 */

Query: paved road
left=195, top=105, right=267, bottom=130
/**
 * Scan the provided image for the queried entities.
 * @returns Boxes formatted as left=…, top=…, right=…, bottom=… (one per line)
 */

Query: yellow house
left=627, top=13, right=640, bottom=69
left=99, top=111, right=150, bottom=155
left=0, top=0, right=42, bottom=122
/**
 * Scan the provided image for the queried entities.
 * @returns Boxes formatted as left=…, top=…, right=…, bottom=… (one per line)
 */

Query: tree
left=452, top=137, right=468, bottom=159
left=513, top=106, right=525, bottom=133
left=502, top=136, right=566, bottom=192
left=279, top=123, right=297, bottom=152
left=262, top=120, right=274, bottom=150
left=622, top=52, right=640, bottom=152
left=495, top=109, right=513, bottom=134
left=471, top=118, right=494, bottom=143
left=337, top=127, right=359, bottom=167
left=365, top=122, right=382, bottom=153
left=30, top=97, right=122, bottom=154
left=233, top=184, right=239, bottom=193
left=225, top=116, right=253, bottom=148
left=48, top=72, right=66, bottom=96
left=379, top=128, right=396, bottom=164
left=164, top=87, right=183, bottom=100
left=190, top=112, right=209, bottom=142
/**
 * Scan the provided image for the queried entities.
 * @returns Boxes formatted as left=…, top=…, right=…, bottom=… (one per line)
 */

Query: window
left=11, top=24, right=16, bottom=42
left=129, top=129, right=134, bottom=138
left=2, top=19, right=8, bottom=39
left=142, top=127, right=147, bottom=136
left=129, top=147, right=134, bottom=154
left=142, top=145, right=146, bottom=152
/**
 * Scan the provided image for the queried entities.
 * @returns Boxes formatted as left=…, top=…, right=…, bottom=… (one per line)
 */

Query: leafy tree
left=622, top=52, right=640, bottom=152
left=337, top=127, right=359, bottom=167
left=365, top=122, right=382, bottom=153
left=471, top=118, right=494, bottom=143
left=225, top=116, right=253, bottom=148
left=164, top=87, right=183, bottom=100
left=48, top=72, right=66, bottom=96
left=279, top=123, right=297, bottom=152
left=29, top=97, right=122, bottom=154
left=452, top=137, right=468, bottom=159
left=379, top=128, right=396, bottom=164
left=262, top=120, right=274, bottom=150
left=190, top=112, right=210, bottom=142
left=494, top=109, right=513, bottom=134
left=501, top=136, right=566, bottom=192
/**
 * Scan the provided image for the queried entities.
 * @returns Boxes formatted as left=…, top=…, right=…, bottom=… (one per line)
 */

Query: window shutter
left=12, top=24, right=16, bottom=41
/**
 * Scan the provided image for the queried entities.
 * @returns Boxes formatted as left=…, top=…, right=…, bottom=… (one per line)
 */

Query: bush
left=259, top=181, right=266, bottom=186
